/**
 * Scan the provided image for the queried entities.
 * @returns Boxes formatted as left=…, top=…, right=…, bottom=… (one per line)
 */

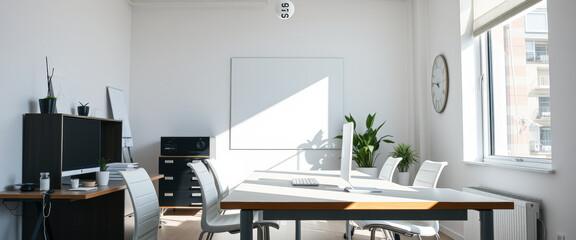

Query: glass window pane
left=487, top=6, right=551, bottom=160
left=525, top=12, right=548, bottom=32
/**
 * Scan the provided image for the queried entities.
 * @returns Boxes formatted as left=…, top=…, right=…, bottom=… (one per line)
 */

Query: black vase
left=78, top=106, right=90, bottom=116
left=38, top=98, right=57, bottom=114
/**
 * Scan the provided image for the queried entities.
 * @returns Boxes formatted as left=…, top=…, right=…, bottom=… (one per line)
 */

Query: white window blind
left=473, top=0, right=542, bottom=36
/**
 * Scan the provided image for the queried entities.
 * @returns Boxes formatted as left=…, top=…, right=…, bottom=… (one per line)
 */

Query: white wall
left=0, top=0, right=132, bottom=238
left=424, top=0, right=576, bottom=239
left=129, top=0, right=414, bottom=184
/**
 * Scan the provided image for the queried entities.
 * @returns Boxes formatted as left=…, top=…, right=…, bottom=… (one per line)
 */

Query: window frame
left=480, top=31, right=552, bottom=170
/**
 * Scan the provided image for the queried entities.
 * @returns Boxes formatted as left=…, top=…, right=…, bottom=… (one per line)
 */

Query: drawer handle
left=190, top=186, right=201, bottom=189
left=165, top=176, right=174, bottom=181
left=164, top=160, right=174, bottom=164
left=190, top=203, right=202, bottom=206
left=191, top=177, right=198, bottom=181
left=191, top=193, right=201, bottom=197
left=164, top=193, right=174, bottom=197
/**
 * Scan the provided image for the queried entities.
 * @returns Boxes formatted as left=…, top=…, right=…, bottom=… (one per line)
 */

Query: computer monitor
left=340, top=122, right=354, bottom=184
left=61, top=117, right=101, bottom=178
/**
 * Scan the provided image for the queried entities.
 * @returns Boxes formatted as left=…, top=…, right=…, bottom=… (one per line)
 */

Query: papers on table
left=69, top=187, right=97, bottom=191
left=107, top=162, right=139, bottom=180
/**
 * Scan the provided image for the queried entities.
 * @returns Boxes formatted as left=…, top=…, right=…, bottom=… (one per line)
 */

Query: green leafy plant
left=390, top=143, right=419, bottom=172
left=79, top=102, right=89, bottom=107
left=97, top=157, right=109, bottom=171
left=335, top=113, right=394, bottom=167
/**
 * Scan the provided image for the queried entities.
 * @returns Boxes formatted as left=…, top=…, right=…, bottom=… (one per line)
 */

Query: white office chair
left=354, top=160, right=448, bottom=240
left=188, top=162, right=278, bottom=240
left=378, top=157, right=402, bottom=181
left=119, top=168, right=160, bottom=240
left=203, top=159, right=230, bottom=213
left=345, top=157, right=401, bottom=239
left=203, top=159, right=278, bottom=238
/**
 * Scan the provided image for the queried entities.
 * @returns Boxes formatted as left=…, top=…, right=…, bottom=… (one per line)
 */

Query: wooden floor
left=158, top=210, right=453, bottom=240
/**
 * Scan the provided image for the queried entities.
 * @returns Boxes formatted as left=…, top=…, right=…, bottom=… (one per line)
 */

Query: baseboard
left=440, top=225, right=464, bottom=240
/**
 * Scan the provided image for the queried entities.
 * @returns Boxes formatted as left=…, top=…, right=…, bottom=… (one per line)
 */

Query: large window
left=481, top=2, right=552, bottom=167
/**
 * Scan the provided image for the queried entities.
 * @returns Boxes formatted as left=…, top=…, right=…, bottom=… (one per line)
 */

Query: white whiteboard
left=107, top=86, right=133, bottom=147
left=230, top=58, right=343, bottom=150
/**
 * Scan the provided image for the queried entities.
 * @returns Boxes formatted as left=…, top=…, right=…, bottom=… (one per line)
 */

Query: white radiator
left=463, top=187, right=541, bottom=240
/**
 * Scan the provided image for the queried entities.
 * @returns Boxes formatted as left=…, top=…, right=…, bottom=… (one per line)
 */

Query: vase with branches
left=39, top=57, right=57, bottom=113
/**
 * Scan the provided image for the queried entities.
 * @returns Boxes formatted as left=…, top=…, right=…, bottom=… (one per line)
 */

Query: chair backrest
left=412, top=160, right=448, bottom=188
left=204, top=159, right=230, bottom=200
left=378, top=157, right=402, bottom=181
left=188, top=161, right=221, bottom=231
left=119, top=168, right=159, bottom=240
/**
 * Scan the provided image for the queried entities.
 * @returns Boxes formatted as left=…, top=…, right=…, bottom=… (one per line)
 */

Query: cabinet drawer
left=159, top=190, right=202, bottom=207
left=159, top=175, right=200, bottom=190
left=159, top=157, right=204, bottom=174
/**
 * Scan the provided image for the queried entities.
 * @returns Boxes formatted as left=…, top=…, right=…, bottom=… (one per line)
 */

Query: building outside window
left=481, top=1, right=552, bottom=166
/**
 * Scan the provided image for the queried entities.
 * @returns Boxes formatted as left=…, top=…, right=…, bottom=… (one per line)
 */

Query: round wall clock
left=431, top=54, right=448, bottom=113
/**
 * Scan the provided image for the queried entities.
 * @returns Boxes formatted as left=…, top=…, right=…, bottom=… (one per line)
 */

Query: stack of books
left=107, top=162, right=139, bottom=181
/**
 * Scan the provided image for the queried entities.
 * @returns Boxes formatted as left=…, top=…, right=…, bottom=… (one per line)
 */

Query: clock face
left=431, top=55, right=448, bottom=113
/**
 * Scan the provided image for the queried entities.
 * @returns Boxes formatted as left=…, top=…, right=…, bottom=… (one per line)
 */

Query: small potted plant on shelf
left=96, top=157, right=109, bottom=186
left=335, top=113, right=394, bottom=178
left=390, top=143, right=419, bottom=185
left=39, top=57, right=57, bottom=114
left=78, top=102, right=89, bottom=116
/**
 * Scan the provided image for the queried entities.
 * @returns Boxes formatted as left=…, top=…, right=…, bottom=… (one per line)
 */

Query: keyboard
left=291, top=178, right=319, bottom=186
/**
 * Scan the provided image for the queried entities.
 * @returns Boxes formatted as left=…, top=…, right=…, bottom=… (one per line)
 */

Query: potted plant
left=390, top=143, right=419, bottom=185
left=78, top=102, right=89, bottom=116
left=39, top=57, right=57, bottom=114
left=96, top=157, right=110, bottom=186
left=336, top=113, right=394, bottom=178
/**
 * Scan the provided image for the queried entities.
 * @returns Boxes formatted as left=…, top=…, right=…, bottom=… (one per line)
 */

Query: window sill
left=463, top=160, right=555, bottom=174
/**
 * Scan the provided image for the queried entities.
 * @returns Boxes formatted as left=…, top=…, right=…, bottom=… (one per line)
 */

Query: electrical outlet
left=557, top=233, right=565, bottom=240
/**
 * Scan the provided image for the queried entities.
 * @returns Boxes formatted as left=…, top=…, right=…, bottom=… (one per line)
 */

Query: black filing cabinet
left=158, top=156, right=205, bottom=207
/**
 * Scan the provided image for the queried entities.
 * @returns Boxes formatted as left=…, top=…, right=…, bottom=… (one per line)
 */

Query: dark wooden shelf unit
left=22, top=114, right=122, bottom=189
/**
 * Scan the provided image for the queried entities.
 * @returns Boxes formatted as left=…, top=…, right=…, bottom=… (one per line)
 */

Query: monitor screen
left=61, top=117, right=101, bottom=177
left=340, top=122, right=354, bottom=183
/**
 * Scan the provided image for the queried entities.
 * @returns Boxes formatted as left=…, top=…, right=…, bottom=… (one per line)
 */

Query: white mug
left=71, top=178, right=80, bottom=189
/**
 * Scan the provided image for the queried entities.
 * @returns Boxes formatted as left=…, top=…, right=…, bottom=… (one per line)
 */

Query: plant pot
left=77, top=106, right=90, bottom=116
left=356, top=167, right=378, bottom=178
left=398, top=171, right=410, bottom=186
left=96, top=171, right=109, bottom=186
left=38, top=98, right=57, bottom=114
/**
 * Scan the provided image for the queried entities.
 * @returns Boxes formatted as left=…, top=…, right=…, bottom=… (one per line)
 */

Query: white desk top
left=221, top=170, right=513, bottom=211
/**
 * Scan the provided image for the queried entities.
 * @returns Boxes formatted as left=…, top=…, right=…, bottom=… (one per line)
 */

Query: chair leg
left=265, top=226, right=271, bottom=240
left=257, top=225, right=265, bottom=240
left=198, top=231, right=206, bottom=240
left=435, top=233, right=441, bottom=240
left=370, top=227, right=378, bottom=240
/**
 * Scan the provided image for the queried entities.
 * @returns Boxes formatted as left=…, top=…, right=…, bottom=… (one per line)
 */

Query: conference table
left=220, top=170, right=513, bottom=240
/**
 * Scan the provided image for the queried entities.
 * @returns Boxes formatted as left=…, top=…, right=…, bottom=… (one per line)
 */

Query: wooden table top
left=0, top=174, right=163, bottom=200
left=221, top=170, right=514, bottom=211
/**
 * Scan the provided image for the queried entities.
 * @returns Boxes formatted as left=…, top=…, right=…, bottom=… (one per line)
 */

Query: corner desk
left=0, top=174, right=163, bottom=240
left=221, top=170, right=513, bottom=240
